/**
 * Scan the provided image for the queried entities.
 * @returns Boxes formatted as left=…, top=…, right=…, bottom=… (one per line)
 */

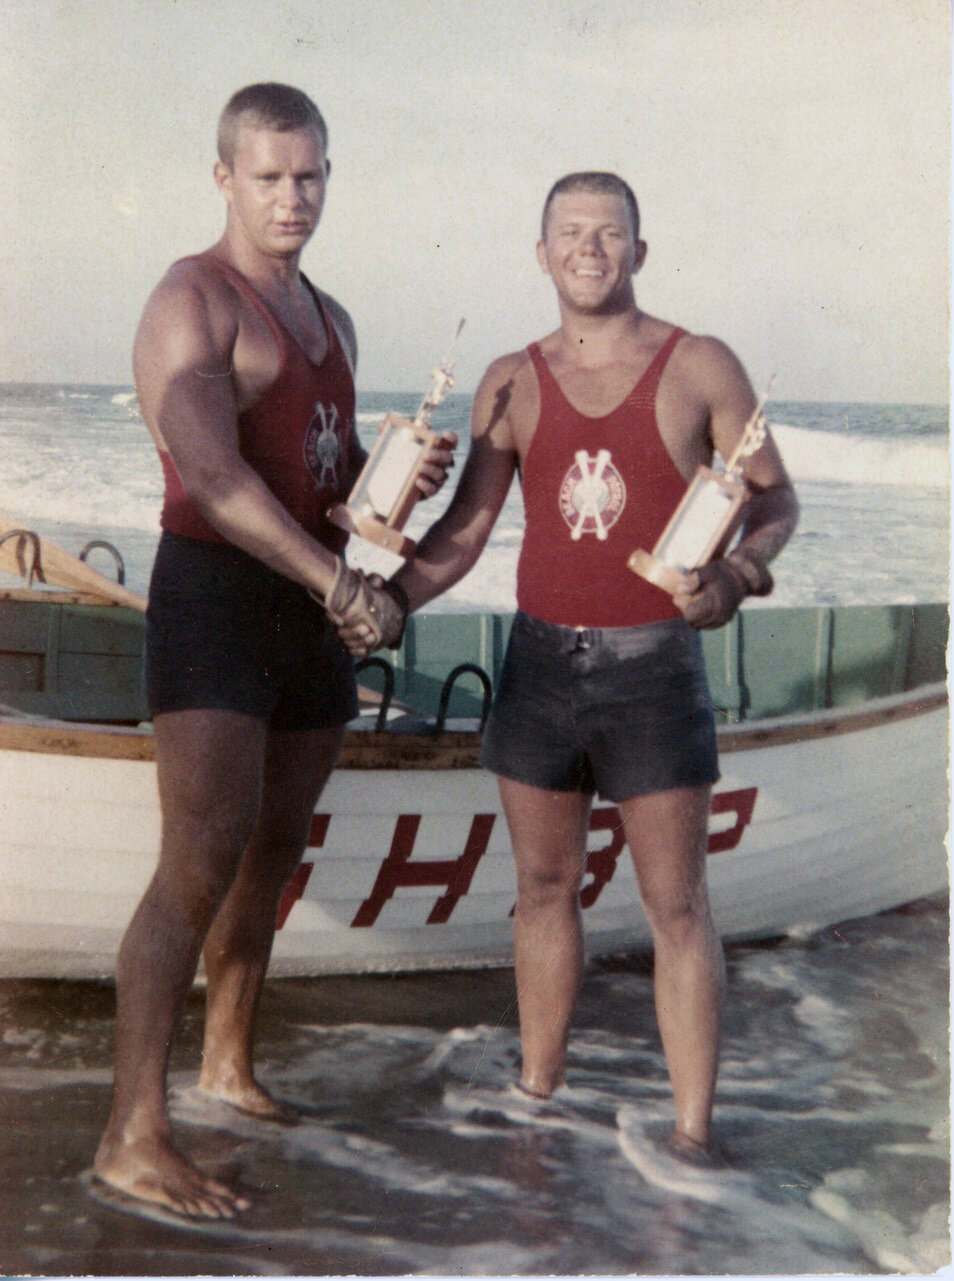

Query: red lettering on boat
left=707, top=787, right=758, bottom=853
left=351, top=813, right=497, bottom=927
left=274, top=814, right=329, bottom=928
left=276, top=789, right=759, bottom=930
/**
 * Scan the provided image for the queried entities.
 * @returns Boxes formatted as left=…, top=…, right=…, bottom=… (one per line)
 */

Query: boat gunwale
left=0, top=682, right=946, bottom=768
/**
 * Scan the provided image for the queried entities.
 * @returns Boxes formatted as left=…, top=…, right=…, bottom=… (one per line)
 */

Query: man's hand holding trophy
left=627, top=379, right=777, bottom=629
left=322, top=324, right=462, bottom=655
left=328, top=322, right=463, bottom=558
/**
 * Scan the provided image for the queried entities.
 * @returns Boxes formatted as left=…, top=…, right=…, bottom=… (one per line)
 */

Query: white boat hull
left=0, top=686, right=947, bottom=979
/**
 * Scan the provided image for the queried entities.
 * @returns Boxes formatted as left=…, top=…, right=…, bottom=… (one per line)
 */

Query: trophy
left=328, top=321, right=464, bottom=558
left=627, top=379, right=774, bottom=595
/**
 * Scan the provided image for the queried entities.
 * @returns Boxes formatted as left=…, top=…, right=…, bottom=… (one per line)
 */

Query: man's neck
left=554, top=304, right=645, bottom=367
left=214, top=231, right=304, bottom=294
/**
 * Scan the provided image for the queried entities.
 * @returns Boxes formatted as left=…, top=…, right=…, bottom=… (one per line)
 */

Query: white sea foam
left=773, top=422, right=950, bottom=489
left=810, top=1174, right=950, bottom=1273
left=1, top=387, right=948, bottom=606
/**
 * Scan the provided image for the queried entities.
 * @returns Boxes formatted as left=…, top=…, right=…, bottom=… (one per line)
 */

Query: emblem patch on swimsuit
left=558, top=449, right=627, bottom=541
left=304, top=401, right=343, bottom=489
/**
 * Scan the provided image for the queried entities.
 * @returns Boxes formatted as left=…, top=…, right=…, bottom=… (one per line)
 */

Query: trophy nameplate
left=328, top=321, right=464, bottom=558
left=627, top=379, right=774, bottom=595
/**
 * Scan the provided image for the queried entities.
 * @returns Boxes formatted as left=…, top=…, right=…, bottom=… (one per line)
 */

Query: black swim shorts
left=145, top=532, right=358, bottom=729
left=479, top=611, right=719, bottom=802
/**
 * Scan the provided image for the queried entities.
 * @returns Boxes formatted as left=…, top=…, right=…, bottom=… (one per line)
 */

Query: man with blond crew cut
left=93, top=83, right=453, bottom=1218
left=341, top=172, right=798, bottom=1163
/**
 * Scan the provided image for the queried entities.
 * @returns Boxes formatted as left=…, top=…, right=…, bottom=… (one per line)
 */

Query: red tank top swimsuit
left=158, top=253, right=357, bottom=554
left=516, top=328, right=689, bottom=627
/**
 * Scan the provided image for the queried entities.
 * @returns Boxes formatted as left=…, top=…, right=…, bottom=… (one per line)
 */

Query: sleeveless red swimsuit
left=516, top=329, right=689, bottom=627
left=159, top=254, right=357, bottom=553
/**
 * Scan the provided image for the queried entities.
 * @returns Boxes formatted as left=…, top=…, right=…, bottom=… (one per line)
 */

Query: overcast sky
left=2, top=0, right=949, bottom=401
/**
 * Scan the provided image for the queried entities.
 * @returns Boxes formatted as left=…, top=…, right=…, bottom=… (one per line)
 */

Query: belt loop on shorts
left=573, top=626, right=596, bottom=651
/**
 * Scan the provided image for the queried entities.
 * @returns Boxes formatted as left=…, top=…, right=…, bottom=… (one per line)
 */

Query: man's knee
left=515, top=858, right=583, bottom=914
left=641, top=878, right=714, bottom=942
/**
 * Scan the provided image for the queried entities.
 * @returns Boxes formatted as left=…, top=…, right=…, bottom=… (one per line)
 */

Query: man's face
left=537, top=191, right=646, bottom=313
left=215, top=125, right=329, bottom=258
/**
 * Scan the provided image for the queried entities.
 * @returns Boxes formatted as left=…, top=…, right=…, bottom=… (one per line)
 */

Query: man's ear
left=536, top=240, right=551, bottom=275
left=632, top=239, right=648, bottom=275
left=213, top=161, right=232, bottom=201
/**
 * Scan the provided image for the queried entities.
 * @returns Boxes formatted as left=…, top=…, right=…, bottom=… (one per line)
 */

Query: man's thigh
left=497, top=775, right=593, bottom=888
left=617, top=784, right=713, bottom=913
left=152, top=709, right=270, bottom=883
left=253, top=724, right=346, bottom=852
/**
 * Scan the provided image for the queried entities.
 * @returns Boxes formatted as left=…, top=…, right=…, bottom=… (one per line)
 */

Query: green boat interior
left=0, top=589, right=947, bottom=729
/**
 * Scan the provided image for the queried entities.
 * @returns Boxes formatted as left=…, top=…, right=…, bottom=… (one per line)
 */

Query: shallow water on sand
left=0, top=897, right=949, bottom=1276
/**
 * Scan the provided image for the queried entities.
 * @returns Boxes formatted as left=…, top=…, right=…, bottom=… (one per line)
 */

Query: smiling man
left=92, top=83, right=453, bottom=1219
left=341, top=171, right=798, bottom=1163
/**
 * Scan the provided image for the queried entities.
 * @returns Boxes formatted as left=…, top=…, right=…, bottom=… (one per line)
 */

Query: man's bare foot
left=93, top=1132, right=250, bottom=1219
left=514, top=1079, right=553, bottom=1100
left=662, top=1129, right=725, bottom=1170
left=197, top=1072, right=298, bottom=1123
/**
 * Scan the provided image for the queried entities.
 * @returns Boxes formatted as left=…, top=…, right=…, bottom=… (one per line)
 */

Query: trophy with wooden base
left=328, top=322, right=464, bottom=559
left=627, top=380, right=774, bottom=595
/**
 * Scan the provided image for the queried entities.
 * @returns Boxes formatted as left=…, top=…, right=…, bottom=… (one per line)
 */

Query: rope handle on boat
left=0, top=528, right=46, bottom=587
left=79, top=540, right=127, bottom=585
left=354, top=656, right=395, bottom=732
left=435, top=663, right=492, bottom=734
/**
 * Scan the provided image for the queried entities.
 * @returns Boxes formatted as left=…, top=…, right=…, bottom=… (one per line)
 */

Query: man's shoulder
left=468, top=347, right=539, bottom=442
left=152, top=253, right=236, bottom=305
left=482, top=347, right=534, bottom=384
left=136, top=254, right=239, bottom=356
left=473, top=347, right=536, bottom=411
left=661, top=328, right=758, bottom=423
left=669, top=330, right=741, bottom=375
left=476, top=348, right=535, bottom=397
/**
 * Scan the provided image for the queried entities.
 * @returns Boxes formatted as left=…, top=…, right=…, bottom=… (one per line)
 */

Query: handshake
left=319, top=559, right=409, bottom=658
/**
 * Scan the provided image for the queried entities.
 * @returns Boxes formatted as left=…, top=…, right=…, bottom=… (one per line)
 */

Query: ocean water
left=0, top=384, right=948, bottom=607
left=0, top=384, right=950, bottom=1275
left=0, top=901, right=948, bottom=1276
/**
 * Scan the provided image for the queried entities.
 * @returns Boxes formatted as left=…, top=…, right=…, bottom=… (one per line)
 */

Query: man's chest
left=512, top=367, right=710, bottom=482
left=230, top=300, right=329, bottom=410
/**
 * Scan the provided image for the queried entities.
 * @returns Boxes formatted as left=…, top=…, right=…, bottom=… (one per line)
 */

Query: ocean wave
left=773, top=424, right=949, bottom=489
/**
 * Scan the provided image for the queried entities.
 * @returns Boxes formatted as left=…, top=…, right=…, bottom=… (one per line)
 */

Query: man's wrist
left=309, top=557, right=356, bottom=621
left=378, top=578, right=410, bottom=648
left=725, top=549, right=774, bottom=598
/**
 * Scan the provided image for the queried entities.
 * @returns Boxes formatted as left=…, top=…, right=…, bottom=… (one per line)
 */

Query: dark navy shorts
left=145, top=532, right=358, bottom=730
left=480, top=611, right=719, bottom=802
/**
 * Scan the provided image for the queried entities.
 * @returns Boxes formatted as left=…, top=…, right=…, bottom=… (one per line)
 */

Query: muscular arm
left=676, top=338, right=799, bottom=628
left=391, top=359, right=521, bottom=612
left=134, top=266, right=342, bottom=597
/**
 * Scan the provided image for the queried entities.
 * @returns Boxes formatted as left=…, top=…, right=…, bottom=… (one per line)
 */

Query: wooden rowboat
left=0, top=679, right=946, bottom=979
left=0, top=559, right=947, bottom=979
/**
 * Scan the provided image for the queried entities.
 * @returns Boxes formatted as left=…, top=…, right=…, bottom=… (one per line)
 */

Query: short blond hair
left=541, top=172, right=640, bottom=241
left=217, top=83, right=328, bottom=168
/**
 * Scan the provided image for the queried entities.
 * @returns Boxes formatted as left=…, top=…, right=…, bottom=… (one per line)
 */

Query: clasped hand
left=324, top=565, right=406, bottom=656
left=326, top=432, right=457, bottom=657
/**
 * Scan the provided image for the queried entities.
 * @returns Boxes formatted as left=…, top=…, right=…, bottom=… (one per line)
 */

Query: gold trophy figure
left=328, top=322, right=464, bottom=559
left=627, top=379, right=774, bottom=596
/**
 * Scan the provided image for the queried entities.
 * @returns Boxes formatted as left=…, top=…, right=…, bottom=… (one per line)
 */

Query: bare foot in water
left=662, top=1129, right=725, bottom=1170
left=93, top=1132, right=250, bottom=1219
left=197, top=1069, right=299, bottom=1123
